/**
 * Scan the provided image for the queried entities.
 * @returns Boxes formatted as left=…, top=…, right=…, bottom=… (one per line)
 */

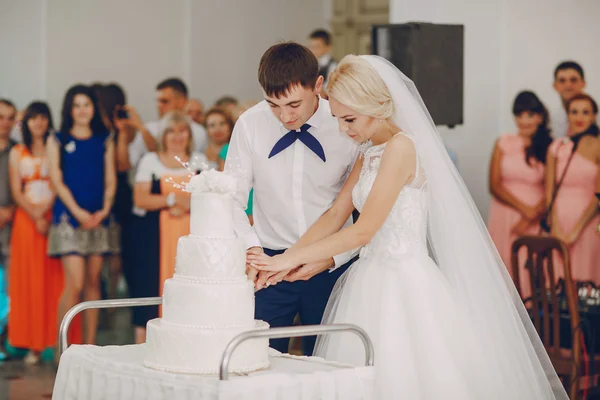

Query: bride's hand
left=247, top=253, right=297, bottom=272
left=255, top=269, right=294, bottom=290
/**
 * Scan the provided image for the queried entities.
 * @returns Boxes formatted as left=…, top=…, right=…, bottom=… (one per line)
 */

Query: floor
left=0, top=308, right=133, bottom=400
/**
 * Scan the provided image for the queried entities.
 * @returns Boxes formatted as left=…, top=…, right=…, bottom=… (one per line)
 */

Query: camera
left=116, top=108, right=129, bottom=119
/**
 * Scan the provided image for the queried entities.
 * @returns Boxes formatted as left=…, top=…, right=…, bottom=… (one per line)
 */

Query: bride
left=248, top=55, right=568, bottom=399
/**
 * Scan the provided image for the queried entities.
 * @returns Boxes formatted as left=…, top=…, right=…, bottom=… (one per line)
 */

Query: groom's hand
left=256, top=269, right=294, bottom=289
left=246, top=247, right=264, bottom=283
left=284, top=257, right=335, bottom=282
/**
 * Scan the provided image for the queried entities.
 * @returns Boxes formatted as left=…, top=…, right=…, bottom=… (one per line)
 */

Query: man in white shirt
left=225, top=42, right=359, bottom=355
left=308, top=29, right=338, bottom=99
left=551, top=61, right=586, bottom=137
left=128, top=78, right=208, bottom=167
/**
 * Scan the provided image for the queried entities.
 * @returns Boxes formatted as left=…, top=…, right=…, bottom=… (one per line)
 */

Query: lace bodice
left=352, top=134, right=429, bottom=261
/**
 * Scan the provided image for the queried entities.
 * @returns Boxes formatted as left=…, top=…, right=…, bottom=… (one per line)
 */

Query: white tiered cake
left=144, top=170, right=270, bottom=374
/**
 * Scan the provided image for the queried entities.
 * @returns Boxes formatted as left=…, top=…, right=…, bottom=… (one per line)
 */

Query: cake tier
left=175, top=235, right=245, bottom=279
left=162, top=277, right=255, bottom=327
left=190, top=192, right=234, bottom=238
left=144, top=319, right=270, bottom=374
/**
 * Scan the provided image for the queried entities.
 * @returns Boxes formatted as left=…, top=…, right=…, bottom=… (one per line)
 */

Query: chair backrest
left=511, top=236, right=581, bottom=349
left=511, top=236, right=581, bottom=396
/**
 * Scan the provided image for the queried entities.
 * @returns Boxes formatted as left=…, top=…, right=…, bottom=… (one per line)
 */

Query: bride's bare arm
left=249, top=135, right=416, bottom=271
left=289, top=157, right=363, bottom=251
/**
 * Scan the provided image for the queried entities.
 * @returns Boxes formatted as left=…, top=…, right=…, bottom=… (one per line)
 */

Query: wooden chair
left=511, top=236, right=582, bottom=399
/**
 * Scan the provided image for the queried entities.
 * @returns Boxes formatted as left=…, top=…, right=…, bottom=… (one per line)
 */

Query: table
left=52, top=344, right=375, bottom=400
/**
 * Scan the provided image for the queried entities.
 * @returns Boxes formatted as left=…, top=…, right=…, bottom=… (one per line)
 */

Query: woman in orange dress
left=7, top=102, right=81, bottom=364
left=488, top=91, right=551, bottom=298
left=157, top=111, right=207, bottom=296
left=546, top=93, right=600, bottom=285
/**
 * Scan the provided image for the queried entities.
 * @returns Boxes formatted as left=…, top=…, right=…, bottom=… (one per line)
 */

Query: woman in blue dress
left=47, top=85, right=117, bottom=345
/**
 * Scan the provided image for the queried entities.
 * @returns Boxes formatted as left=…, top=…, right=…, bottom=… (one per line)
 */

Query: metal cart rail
left=58, top=298, right=374, bottom=381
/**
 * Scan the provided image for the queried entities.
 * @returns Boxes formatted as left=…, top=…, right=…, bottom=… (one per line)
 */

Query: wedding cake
left=144, top=170, right=270, bottom=374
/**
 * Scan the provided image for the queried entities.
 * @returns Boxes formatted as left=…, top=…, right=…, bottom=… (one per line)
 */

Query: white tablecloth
left=52, top=344, right=375, bottom=400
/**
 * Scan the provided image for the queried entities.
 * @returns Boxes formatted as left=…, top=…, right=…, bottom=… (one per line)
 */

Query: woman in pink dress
left=488, top=91, right=551, bottom=297
left=546, top=93, right=600, bottom=285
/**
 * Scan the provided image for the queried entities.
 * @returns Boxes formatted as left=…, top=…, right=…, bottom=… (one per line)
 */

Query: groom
left=224, top=42, right=359, bottom=355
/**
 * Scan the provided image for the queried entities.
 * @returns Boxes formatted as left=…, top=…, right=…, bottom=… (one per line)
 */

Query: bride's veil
left=317, top=55, right=567, bottom=399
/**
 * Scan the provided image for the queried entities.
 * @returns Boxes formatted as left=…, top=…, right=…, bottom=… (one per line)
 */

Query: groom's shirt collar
left=278, top=96, right=326, bottom=134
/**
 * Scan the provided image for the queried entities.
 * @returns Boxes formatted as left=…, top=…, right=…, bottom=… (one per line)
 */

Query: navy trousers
left=254, top=248, right=357, bottom=355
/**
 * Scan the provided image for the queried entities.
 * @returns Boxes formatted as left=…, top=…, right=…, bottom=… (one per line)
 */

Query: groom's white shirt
left=225, top=97, right=360, bottom=270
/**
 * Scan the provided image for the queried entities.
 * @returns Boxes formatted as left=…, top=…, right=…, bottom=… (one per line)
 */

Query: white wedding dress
left=314, top=134, right=551, bottom=399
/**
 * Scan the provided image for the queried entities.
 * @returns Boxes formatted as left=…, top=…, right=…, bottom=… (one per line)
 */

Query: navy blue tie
left=268, top=124, right=326, bottom=162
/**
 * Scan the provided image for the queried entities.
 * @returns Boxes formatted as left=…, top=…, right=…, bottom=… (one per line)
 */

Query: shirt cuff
left=243, top=231, right=262, bottom=251
left=330, top=247, right=361, bottom=272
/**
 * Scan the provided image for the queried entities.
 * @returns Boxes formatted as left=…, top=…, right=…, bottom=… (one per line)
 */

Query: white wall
left=0, top=0, right=46, bottom=107
left=189, top=0, right=327, bottom=106
left=0, top=0, right=326, bottom=123
left=390, top=0, right=600, bottom=219
left=46, top=0, right=187, bottom=124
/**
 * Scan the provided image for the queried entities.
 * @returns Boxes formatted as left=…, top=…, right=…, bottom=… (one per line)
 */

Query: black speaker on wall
left=372, top=22, right=464, bottom=127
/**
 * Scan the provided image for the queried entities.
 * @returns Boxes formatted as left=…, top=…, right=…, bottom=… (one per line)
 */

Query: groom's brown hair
left=258, top=42, right=319, bottom=99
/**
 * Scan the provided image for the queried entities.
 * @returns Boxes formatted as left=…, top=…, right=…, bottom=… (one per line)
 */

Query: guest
left=488, top=91, right=551, bottom=297
left=551, top=61, right=586, bottom=137
left=214, top=96, right=238, bottom=115
left=185, top=98, right=205, bottom=126
left=204, top=108, right=233, bottom=169
left=123, top=112, right=205, bottom=342
left=155, top=112, right=206, bottom=295
left=122, top=165, right=162, bottom=343
left=0, top=99, right=16, bottom=277
left=99, top=83, right=133, bottom=236
left=128, top=78, right=207, bottom=168
left=48, top=85, right=117, bottom=345
left=213, top=96, right=238, bottom=123
left=308, top=29, right=337, bottom=98
left=546, top=93, right=600, bottom=285
left=7, top=102, right=81, bottom=363
left=122, top=110, right=197, bottom=341
left=0, top=99, right=16, bottom=359
left=92, top=83, right=132, bottom=307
